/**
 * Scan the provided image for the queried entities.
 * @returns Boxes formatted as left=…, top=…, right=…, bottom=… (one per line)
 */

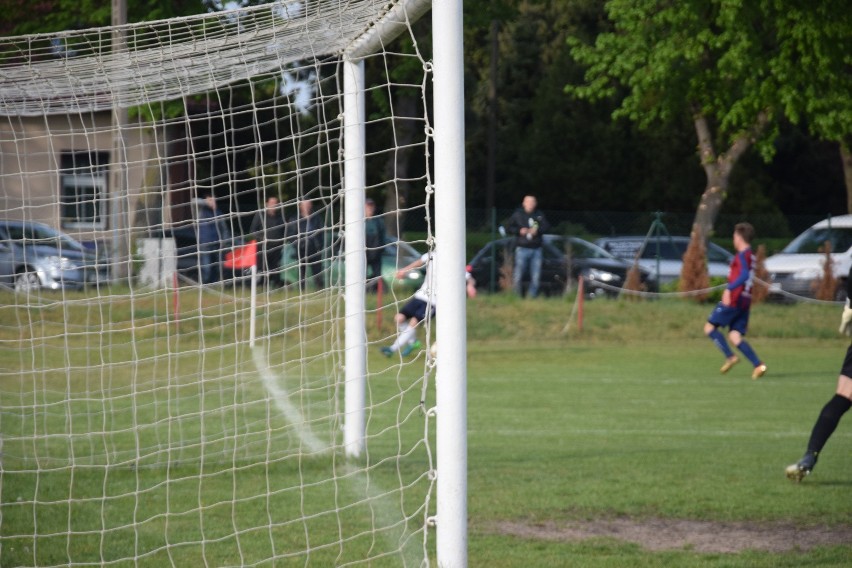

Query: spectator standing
left=364, top=198, right=386, bottom=292
left=507, top=195, right=551, bottom=297
left=197, top=193, right=230, bottom=284
left=287, top=199, right=325, bottom=290
left=250, top=196, right=286, bottom=287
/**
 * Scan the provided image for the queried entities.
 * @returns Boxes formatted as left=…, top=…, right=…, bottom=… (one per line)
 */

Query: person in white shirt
left=381, top=250, right=475, bottom=357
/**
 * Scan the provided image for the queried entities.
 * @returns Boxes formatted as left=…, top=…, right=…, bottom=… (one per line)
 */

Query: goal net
left=0, top=0, right=466, bottom=565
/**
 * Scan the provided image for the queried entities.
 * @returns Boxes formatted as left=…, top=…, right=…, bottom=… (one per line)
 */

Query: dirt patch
left=491, top=518, right=852, bottom=553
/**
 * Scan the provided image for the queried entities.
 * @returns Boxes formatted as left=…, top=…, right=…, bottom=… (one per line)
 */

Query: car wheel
left=14, top=270, right=40, bottom=292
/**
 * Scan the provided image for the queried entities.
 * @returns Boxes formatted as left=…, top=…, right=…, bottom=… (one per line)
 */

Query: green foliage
left=566, top=0, right=852, bottom=156
left=0, top=0, right=203, bottom=36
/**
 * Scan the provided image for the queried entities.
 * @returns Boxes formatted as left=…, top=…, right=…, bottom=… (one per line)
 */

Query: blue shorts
left=707, top=303, right=750, bottom=335
left=400, top=298, right=435, bottom=323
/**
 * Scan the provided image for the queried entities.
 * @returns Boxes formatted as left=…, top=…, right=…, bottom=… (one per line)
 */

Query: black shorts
left=400, top=298, right=435, bottom=322
left=841, top=342, right=852, bottom=378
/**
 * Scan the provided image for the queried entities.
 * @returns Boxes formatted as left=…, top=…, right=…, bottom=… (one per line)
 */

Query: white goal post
left=0, top=0, right=466, bottom=566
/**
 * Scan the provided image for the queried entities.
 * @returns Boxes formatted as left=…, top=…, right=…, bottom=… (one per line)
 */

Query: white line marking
left=251, top=346, right=326, bottom=454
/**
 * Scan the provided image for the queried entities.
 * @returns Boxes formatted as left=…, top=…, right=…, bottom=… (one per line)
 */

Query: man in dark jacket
left=197, top=193, right=230, bottom=284
left=364, top=198, right=386, bottom=292
left=286, top=199, right=325, bottom=290
left=250, top=196, right=286, bottom=287
left=507, top=195, right=551, bottom=297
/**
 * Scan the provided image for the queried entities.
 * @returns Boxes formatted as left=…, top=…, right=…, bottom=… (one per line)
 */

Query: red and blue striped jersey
left=727, top=248, right=753, bottom=309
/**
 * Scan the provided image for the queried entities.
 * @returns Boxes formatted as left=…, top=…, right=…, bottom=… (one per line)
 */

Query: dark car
left=168, top=199, right=236, bottom=283
left=467, top=234, right=655, bottom=298
left=0, top=219, right=109, bottom=292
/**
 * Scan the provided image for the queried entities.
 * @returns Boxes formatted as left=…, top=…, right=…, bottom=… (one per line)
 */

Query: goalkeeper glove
left=840, top=299, right=852, bottom=336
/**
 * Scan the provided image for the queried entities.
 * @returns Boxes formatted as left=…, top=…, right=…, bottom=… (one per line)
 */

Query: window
left=60, top=151, right=109, bottom=229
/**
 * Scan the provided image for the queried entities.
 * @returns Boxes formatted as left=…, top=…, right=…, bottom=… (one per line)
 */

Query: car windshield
left=4, top=223, right=84, bottom=251
left=551, top=238, right=617, bottom=260
left=706, top=244, right=732, bottom=262
left=782, top=227, right=852, bottom=254
left=639, top=240, right=685, bottom=260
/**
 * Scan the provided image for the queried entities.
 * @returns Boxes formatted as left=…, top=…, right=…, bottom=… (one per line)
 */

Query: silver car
left=594, top=235, right=733, bottom=285
left=764, top=215, right=852, bottom=301
left=0, top=220, right=108, bottom=291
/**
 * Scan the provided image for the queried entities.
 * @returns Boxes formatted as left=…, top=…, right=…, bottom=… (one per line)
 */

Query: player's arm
left=395, top=253, right=428, bottom=278
left=465, top=271, right=477, bottom=298
left=841, top=266, right=852, bottom=335
left=726, top=251, right=750, bottom=290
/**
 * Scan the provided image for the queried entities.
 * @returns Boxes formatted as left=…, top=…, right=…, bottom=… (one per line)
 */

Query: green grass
left=463, top=294, right=852, bottom=566
left=1, top=289, right=851, bottom=565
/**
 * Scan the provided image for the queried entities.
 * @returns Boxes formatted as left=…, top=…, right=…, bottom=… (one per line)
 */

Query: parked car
left=466, top=234, right=656, bottom=298
left=277, top=233, right=426, bottom=291
left=594, top=235, right=733, bottom=285
left=168, top=198, right=237, bottom=283
left=764, top=215, right=852, bottom=301
left=0, top=219, right=109, bottom=292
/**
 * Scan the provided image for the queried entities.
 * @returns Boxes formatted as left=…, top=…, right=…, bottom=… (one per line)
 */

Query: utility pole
left=110, top=0, right=130, bottom=281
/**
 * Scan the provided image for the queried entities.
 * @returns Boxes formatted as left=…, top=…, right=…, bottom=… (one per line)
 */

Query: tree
left=0, top=0, right=202, bottom=35
left=566, top=0, right=852, bottom=286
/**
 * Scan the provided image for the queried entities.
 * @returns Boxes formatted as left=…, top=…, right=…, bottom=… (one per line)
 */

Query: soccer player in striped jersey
left=704, top=222, right=767, bottom=380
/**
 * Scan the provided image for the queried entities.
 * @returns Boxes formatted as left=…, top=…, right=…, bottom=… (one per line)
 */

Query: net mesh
left=0, top=1, right=436, bottom=565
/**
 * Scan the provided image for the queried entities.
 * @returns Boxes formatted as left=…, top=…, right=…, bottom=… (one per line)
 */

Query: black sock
left=806, top=395, right=852, bottom=454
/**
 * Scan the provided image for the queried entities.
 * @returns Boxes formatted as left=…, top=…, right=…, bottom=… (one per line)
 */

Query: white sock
left=391, top=323, right=416, bottom=350
left=389, top=323, right=408, bottom=351
left=399, top=325, right=417, bottom=347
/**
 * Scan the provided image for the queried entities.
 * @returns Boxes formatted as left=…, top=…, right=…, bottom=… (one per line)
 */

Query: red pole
left=577, top=276, right=584, bottom=331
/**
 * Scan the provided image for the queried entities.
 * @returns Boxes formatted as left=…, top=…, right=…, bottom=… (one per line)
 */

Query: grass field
left=2, top=288, right=852, bottom=566
left=463, top=295, right=852, bottom=567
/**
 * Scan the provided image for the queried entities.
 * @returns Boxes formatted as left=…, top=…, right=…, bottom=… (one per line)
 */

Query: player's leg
left=528, top=247, right=543, bottom=298
left=786, top=377, right=852, bottom=481
left=399, top=316, right=423, bottom=356
left=513, top=247, right=530, bottom=297
left=383, top=302, right=424, bottom=356
left=705, top=306, right=737, bottom=371
left=381, top=312, right=408, bottom=356
left=786, top=345, right=852, bottom=481
left=727, top=311, right=766, bottom=378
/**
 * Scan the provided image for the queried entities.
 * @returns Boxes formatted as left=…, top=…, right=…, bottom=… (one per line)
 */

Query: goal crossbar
left=0, top=0, right=431, bottom=116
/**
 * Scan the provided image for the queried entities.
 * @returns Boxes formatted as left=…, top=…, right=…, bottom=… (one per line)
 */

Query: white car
left=594, top=235, right=733, bottom=285
left=765, top=215, right=852, bottom=301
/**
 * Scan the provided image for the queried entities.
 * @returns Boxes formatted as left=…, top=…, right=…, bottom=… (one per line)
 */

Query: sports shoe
left=785, top=452, right=817, bottom=482
left=720, top=356, right=739, bottom=374
left=380, top=346, right=393, bottom=358
left=751, top=364, right=767, bottom=380
left=400, top=340, right=422, bottom=357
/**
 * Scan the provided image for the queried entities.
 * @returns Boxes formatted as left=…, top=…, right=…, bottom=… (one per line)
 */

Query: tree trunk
left=381, top=94, right=418, bottom=239
left=681, top=112, right=767, bottom=292
left=841, top=143, right=852, bottom=214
